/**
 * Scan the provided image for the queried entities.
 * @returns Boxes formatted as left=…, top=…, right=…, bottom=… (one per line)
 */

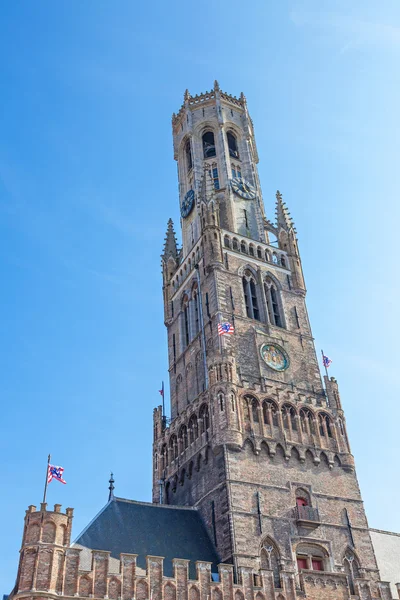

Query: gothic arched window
left=263, top=400, right=279, bottom=427
left=319, top=413, right=333, bottom=438
left=295, top=488, right=310, bottom=507
left=300, top=408, right=315, bottom=435
left=251, top=398, right=259, bottom=423
left=169, top=435, right=178, bottom=460
left=203, top=131, right=216, bottom=158
left=199, top=404, right=210, bottom=433
left=241, top=241, right=247, bottom=254
left=224, top=235, right=230, bottom=248
left=227, top=132, right=239, bottom=158
left=179, top=425, right=188, bottom=451
left=161, top=444, right=168, bottom=469
left=282, top=404, right=297, bottom=431
left=343, top=550, right=361, bottom=595
left=188, top=415, right=198, bottom=443
left=260, top=539, right=281, bottom=588
left=243, top=271, right=260, bottom=321
left=264, top=278, right=283, bottom=327
left=243, top=397, right=251, bottom=423
left=185, top=139, right=193, bottom=171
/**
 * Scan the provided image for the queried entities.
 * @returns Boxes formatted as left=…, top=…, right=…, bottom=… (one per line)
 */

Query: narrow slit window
left=185, top=139, right=193, bottom=171
left=209, top=166, right=220, bottom=190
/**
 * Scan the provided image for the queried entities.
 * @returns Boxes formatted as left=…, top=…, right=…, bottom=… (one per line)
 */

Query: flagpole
left=42, top=454, right=51, bottom=504
left=321, top=349, right=329, bottom=379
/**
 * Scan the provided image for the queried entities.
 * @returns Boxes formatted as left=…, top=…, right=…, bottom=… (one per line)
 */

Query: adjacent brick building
left=9, top=82, right=400, bottom=600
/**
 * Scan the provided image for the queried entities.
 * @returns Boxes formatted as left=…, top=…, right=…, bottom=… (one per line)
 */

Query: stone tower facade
left=154, top=82, right=384, bottom=598
left=10, top=83, right=399, bottom=600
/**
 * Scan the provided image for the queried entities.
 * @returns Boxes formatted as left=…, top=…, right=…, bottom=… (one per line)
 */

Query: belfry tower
left=154, top=82, right=382, bottom=598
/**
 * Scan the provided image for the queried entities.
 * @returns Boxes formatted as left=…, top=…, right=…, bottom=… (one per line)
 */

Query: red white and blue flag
left=322, top=354, right=332, bottom=368
left=218, top=322, right=234, bottom=336
left=47, top=464, right=67, bottom=485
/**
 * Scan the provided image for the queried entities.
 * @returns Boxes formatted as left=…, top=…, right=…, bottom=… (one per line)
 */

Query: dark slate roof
left=73, top=497, right=220, bottom=578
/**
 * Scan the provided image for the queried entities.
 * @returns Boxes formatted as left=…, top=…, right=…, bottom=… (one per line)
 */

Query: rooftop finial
left=184, top=89, right=191, bottom=101
left=162, top=218, right=178, bottom=260
left=214, top=80, right=220, bottom=91
left=108, top=472, right=115, bottom=501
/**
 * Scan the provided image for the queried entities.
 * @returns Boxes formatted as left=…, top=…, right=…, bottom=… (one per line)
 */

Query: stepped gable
left=73, top=497, right=220, bottom=578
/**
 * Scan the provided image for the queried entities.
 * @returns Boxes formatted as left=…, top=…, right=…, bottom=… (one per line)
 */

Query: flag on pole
left=322, top=354, right=332, bottom=368
left=159, top=382, right=164, bottom=398
left=218, top=322, right=234, bottom=335
left=47, top=464, right=67, bottom=485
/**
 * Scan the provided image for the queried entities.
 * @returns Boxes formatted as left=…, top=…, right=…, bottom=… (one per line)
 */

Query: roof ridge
left=370, top=527, right=400, bottom=537
left=114, top=497, right=197, bottom=511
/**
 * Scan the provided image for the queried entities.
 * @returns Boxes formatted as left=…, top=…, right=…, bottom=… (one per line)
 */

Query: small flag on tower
left=159, top=381, right=164, bottom=398
left=218, top=322, right=234, bottom=336
left=322, top=354, right=332, bottom=368
left=47, top=464, right=67, bottom=485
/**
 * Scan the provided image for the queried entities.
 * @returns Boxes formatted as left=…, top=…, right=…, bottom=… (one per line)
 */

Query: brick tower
left=154, top=81, right=383, bottom=599
left=10, top=82, right=399, bottom=600
left=13, top=503, right=75, bottom=596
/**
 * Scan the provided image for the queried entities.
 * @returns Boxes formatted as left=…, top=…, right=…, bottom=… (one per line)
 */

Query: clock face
left=231, top=177, right=256, bottom=200
left=181, top=189, right=195, bottom=218
left=260, top=343, right=289, bottom=372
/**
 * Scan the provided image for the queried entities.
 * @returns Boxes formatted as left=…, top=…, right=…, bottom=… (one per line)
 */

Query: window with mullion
left=264, top=280, right=283, bottom=328
left=243, top=277, right=252, bottom=318
left=208, top=166, right=219, bottom=190
left=242, top=274, right=260, bottom=321
left=250, top=279, right=260, bottom=320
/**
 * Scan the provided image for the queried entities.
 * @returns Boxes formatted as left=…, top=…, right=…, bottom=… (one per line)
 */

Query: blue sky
left=1, top=0, right=400, bottom=591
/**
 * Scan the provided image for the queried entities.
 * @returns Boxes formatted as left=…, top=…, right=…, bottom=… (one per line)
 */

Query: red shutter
left=312, top=559, right=323, bottom=571
left=296, top=497, right=308, bottom=507
left=297, top=558, right=308, bottom=570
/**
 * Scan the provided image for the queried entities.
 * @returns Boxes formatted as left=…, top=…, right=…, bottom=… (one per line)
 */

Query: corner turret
left=275, top=190, right=306, bottom=292
left=13, top=503, right=74, bottom=597
left=275, top=190, right=295, bottom=232
left=162, top=218, right=178, bottom=263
